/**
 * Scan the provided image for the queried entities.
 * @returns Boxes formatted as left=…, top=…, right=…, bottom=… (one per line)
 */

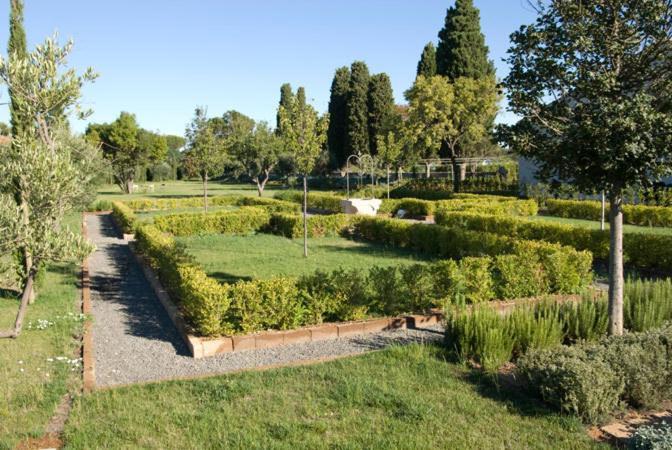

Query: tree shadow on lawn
left=316, top=243, right=433, bottom=262
left=208, top=272, right=253, bottom=284
left=90, top=240, right=190, bottom=357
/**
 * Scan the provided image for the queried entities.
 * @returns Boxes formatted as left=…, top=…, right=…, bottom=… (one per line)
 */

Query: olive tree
left=501, top=0, right=672, bottom=335
left=233, top=122, right=282, bottom=196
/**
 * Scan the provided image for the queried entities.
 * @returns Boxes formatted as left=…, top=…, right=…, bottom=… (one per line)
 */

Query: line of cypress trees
left=326, top=66, right=350, bottom=169
left=367, top=73, right=394, bottom=156
left=8, top=0, right=28, bottom=139
left=416, top=42, right=437, bottom=78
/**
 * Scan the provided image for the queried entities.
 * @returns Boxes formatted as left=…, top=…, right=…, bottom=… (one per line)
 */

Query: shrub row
left=152, top=207, right=271, bottom=236
left=123, top=195, right=299, bottom=213
left=267, top=213, right=354, bottom=238
left=546, top=199, right=672, bottom=228
left=273, top=190, right=343, bottom=213
left=379, top=197, right=538, bottom=218
left=519, top=323, right=672, bottom=424
left=445, top=279, right=672, bottom=374
left=390, top=178, right=519, bottom=200
left=434, top=211, right=672, bottom=272
left=111, top=201, right=138, bottom=234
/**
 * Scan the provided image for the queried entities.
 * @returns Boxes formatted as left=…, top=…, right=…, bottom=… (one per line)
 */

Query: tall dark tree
left=296, top=86, right=307, bottom=106
left=327, top=66, right=351, bottom=169
left=436, top=0, right=494, bottom=81
left=367, top=73, right=395, bottom=155
left=8, top=0, right=27, bottom=139
left=276, top=83, right=293, bottom=134
left=417, top=42, right=437, bottom=78
left=345, top=61, right=370, bottom=156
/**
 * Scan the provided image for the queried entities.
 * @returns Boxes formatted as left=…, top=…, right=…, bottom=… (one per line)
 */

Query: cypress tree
left=345, top=61, right=370, bottom=156
left=416, top=42, right=437, bottom=78
left=276, top=83, right=293, bottom=134
left=296, top=86, right=306, bottom=106
left=436, top=0, right=494, bottom=81
left=367, top=73, right=394, bottom=155
left=327, top=66, right=350, bottom=169
left=8, top=0, right=28, bottom=138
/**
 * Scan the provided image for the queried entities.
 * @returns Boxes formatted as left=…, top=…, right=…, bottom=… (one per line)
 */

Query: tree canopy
left=417, top=42, right=437, bottom=78
left=327, top=66, right=351, bottom=169
left=345, top=61, right=371, bottom=157
left=367, top=73, right=395, bottom=156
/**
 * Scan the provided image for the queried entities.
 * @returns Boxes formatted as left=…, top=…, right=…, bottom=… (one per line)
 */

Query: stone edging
left=81, top=214, right=95, bottom=392
left=127, top=239, right=442, bottom=358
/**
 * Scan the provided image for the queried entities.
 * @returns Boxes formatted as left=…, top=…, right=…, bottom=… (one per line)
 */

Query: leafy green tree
left=0, top=35, right=98, bottom=336
left=501, top=0, right=672, bottom=336
left=405, top=75, right=499, bottom=190
left=232, top=122, right=281, bottom=196
left=183, top=108, right=227, bottom=212
left=0, top=122, right=10, bottom=136
left=345, top=61, right=371, bottom=157
left=436, top=0, right=495, bottom=80
left=376, top=128, right=405, bottom=199
left=327, top=66, right=350, bottom=169
left=278, top=90, right=328, bottom=257
left=164, top=135, right=186, bottom=179
left=276, top=83, right=294, bottom=134
left=417, top=42, right=437, bottom=78
left=367, top=73, right=395, bottom=156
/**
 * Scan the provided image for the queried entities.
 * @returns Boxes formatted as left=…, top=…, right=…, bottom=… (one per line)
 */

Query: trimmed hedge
left=519, top=323, right=672, bottom=424
left=435, top=211, right=672, bottom=272
left=124, top=195, right=299, bottom=213
left=111, top=201, right=137, bottom=234
left=546, top=199, right=672, bottom=228
left=153, top=207, right=271, bottom=236
left=267, top=213, right=353, bottom=238
left=273, top=191, right=343, bottom=213
left=390, top=178, right=519, bottom=200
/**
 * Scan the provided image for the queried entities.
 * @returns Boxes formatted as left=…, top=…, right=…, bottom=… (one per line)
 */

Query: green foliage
left=435, top=210, right=672, bottom=272
left=8, top=0, right=28, bottom=138
left=327, top=66, right=351, bottom=169
left=520, top=323, right=672, bottom=424
left=276, top=83, right=294, bottom=134
left=390, top=177, right=519, bottom=199
left=629, top=424, right=672, bottom=450
left=273, top=190, right=343, bottom=212
left=182, top=107, right=227, bottom=186
left=345, top=61, right=371, bottom=156
left=267, top=213, right=352, bottom=238
left=546, top=199, right=672, bottom=228
left=367, top=73, right=395, bottom=156
left=379, top=198, right=435, bottom=217
left=417, top=42, right=437, bottom=78
left=436, top=0, right=494, bottom=80
left=624, top=279, right=672, bottom=332
left=152, top=207, right=271, bottom=236
left=111, top=201, right=138, bottom=234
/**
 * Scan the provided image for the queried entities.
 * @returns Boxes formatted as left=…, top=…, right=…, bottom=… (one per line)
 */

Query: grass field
left=531, top=214, right=672, bottom=236
left=96, top=180, right=281, bottom=203
left=177, top=233, right=430, bottom=283
left=0, top=214, right=83, bottom=449
left=62, top=344, right=604, bottom=450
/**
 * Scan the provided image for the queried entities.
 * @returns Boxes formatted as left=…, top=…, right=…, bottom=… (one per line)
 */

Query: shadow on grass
left=208, top=272, right=253, bottom=284
left=316, top=243, right=433, bottom=261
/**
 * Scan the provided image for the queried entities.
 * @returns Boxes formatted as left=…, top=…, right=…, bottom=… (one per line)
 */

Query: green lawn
left=96, top=180, right=281, bottom=203
left=531, top=214, right=672, bottom=236
left=0, top=214, right=83, bottom=449
left=62, top=344, right=604, bottom=450
left=176, top=233, right=431, bottom=283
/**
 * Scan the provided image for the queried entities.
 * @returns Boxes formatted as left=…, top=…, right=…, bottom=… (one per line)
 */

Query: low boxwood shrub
left=546, top=199, right=672, bottom=228
left=111, top=201, right=138, bottom=234
left=436, top=198, right=539, bottom=217
left=378, top=198, right=435, bottom=217
left=390, top=178, right=519, bottom=200
left=266, top=213, right=353, bottom=238
left=435, top=210, right=672, bottom=272
left=273, top=190, right=343, bottom=213
left=87, top=199, right=113, bottom=212
left=153, top=207, right=271, bottom=236
left=125, top=195, right=241, bottom=211
left=236, top=196, right=300, bottom=213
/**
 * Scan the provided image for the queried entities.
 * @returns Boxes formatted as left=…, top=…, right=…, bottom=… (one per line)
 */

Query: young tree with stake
left=501, top=0, right=672, bottom=335
left=277, top=92, right=328, bottom=257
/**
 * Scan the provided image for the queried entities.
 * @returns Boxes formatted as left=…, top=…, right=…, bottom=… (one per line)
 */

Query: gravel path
left=86, top=213, right=444, bottom=388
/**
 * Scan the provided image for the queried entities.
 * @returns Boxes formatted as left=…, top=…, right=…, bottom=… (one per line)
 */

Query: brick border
left=81, top=214, right=95, bottom=392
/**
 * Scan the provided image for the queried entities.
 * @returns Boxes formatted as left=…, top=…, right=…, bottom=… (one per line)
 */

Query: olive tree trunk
left=608, top=194, right=624, bottom=336
left=303, top=175, right=308, bottom=258
left=0, top=269, right=36, bottom=338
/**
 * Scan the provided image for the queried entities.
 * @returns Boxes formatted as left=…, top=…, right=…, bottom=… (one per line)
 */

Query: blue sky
left=0, top=0, right=538, bottom=136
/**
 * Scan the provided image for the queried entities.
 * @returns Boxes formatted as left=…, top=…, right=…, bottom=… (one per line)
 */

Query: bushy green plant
left=153, top=207, right=271, bottom=236
left=625, top=278, right=672, bottom=332
left=111, top=201, right=138, bottom=234
left=267, top=213, right=353, bottom=238
left=546, top=199, right=672, bottom=228
left=556, top=295, right=609, bottom=343
left=629, top=423, right=672, bottom=450
left=273, top=190, right=344, bottom=213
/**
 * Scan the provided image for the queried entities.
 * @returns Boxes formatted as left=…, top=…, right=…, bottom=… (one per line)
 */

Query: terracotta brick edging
left=81, top=213, right=95, bottom=392
left=127, top=241, right=442, bottom=359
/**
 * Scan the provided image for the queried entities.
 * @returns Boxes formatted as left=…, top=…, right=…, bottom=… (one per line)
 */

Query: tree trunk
left=450, top=156, right=460, bottom=193
left=303, top=175, right=308, bottom=258
left=126, top=178, right=134, bottom=195
left=203, top=172, right=208, bottom=213
left=257, top=171, right=270, bottom=197
left=386, top=166, right=390, bottom=200
left=425, top=162, right=431, bottom=179
left=0, top=269, right=36, bottom=338
left=608, top=193, right=624, bottom=336
left=18, top=194, right=36, bottom=304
